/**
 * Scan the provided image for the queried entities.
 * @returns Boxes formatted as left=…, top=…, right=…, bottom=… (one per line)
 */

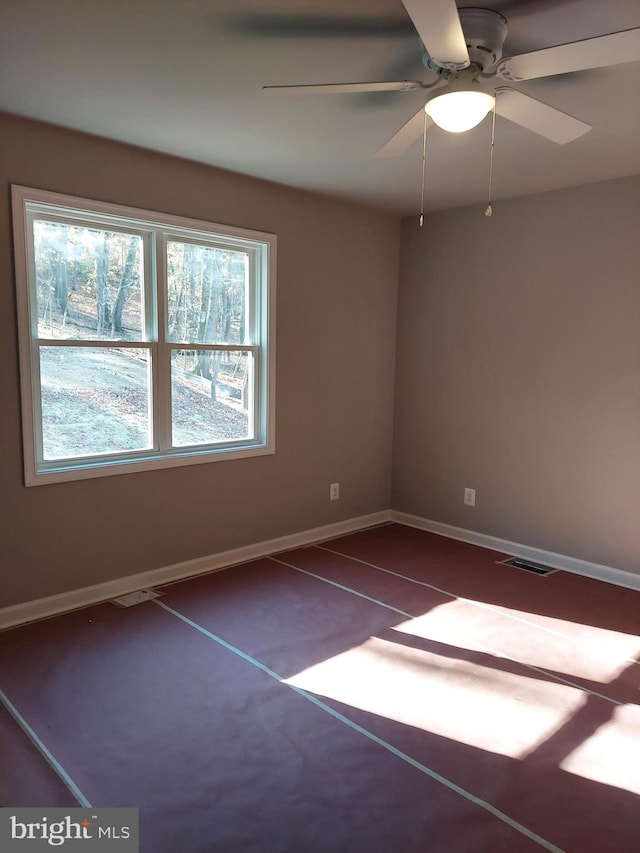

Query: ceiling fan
left=262, top=0, right=640, bottom=157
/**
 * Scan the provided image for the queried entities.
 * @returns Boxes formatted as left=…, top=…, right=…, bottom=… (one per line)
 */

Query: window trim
left=12, top=185, right=276, bottom=486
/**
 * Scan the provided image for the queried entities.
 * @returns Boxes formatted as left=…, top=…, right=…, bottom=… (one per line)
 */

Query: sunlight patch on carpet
left=285, top=635, right=581, bottom=758
left=393, top=600, right=639, bottom=688
left=560, top=704, right=640, bottom=794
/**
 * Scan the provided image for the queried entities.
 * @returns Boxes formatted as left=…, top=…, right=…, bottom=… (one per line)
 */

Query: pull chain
left=419, top=111, right=428, bottom=227
left=485, top=104, right=497, bottom=217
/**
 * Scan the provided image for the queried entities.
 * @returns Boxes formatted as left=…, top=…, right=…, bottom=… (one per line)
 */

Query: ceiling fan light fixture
left=425, top=89, right=495, bottom=133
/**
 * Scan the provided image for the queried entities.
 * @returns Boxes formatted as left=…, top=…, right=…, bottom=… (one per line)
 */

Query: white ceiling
left=1, top=0, right=639, bottom=215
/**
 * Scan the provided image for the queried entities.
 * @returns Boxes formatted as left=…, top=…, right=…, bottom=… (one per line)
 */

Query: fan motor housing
left=425, top=8, right=508, bottom=73
left=460, top=8, right=508, bottom=70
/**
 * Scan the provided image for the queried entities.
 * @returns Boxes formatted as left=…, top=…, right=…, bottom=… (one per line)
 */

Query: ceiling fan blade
left=495, top=88, right=591, bottom=144
left=497, top=27, right=640, bottom=81
left=401, top=0, right=469, bottom=70
left=375, top=108, right=431, bottom=158
left=263, top=81, right=423, bottom=95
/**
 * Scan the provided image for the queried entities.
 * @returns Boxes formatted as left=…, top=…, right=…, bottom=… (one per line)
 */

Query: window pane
left=39, top=347, right=152, bottom=459
left=34, top=220, right=144, bottom=341
left=166, top=241, right=248, bottom=345
left=171, top=349, right=252, bottom=447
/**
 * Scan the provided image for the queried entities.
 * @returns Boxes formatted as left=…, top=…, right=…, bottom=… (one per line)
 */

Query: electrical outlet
left=464, top=487, right=476, bottom=507
left=330, top=482, right=340, bottom=501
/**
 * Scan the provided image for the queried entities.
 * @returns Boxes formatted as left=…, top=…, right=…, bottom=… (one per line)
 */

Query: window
left=12, top=186, right=276, bottom=485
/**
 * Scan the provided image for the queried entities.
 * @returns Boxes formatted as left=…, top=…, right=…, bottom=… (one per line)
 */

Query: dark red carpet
left=1, top=524, right=638, bottom=851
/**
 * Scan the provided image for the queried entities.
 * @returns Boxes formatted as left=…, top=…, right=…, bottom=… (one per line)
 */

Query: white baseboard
left=0, top=510, right=391, bottom=630
left=3, top=508, right=637, bottom=630
left=390, top=510, right=640, bottom=592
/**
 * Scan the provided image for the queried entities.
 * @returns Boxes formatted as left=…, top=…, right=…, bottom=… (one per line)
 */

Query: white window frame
left=12, top=186, right=276, bottom=486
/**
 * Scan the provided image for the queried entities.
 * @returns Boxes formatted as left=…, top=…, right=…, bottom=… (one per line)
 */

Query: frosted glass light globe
left=425, top=90, right=495, bottom=133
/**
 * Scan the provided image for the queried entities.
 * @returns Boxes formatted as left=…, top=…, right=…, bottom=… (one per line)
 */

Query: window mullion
left=250, top=247, right=264, bottom=444
left=154, top=231, right=172, bottom=451
left=31, top=341, right=45, bottom=469
left=247, top=248, right=257, bottom=347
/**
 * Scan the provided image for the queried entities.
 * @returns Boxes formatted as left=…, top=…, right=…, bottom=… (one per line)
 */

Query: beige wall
left=0, top=112, right=400, bottom=608
left=393, top=176, right=640, bottom=575
left=3, top=111, right=638, bottom=609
